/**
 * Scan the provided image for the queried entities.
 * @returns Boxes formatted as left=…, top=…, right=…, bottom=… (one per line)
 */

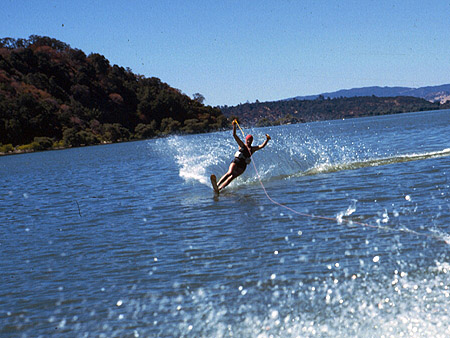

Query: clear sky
left=2, top=0, right=450, bottom=106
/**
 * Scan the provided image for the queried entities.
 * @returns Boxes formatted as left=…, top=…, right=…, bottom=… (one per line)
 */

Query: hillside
left=0, top=35, right=227, bottom=153
left=2, top=35, right=449, bottom=155
left=288, top=84, right=450, bottom=103
left=222, top=95, right=450, bottom=127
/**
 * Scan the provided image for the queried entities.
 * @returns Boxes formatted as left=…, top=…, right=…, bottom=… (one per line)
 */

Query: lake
left=1, top=109, right=449, bottom=337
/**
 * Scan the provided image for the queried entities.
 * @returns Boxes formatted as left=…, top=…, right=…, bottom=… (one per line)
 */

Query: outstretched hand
left=266, top=134, right=271, bottom=140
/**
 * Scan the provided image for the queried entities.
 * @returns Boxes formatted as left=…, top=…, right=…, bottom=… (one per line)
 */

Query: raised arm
left=232, top=120, right=245, bottom=148
left=253, top=134, right=271, bottom=152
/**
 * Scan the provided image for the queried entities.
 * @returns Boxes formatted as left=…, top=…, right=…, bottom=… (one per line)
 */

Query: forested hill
left=0, top=35, right=227, bottom=152
left=221, top=95, right=450, bottom=127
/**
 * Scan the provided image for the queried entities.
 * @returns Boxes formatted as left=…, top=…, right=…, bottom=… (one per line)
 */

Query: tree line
left=0, top=35, right=227, bottom=153
left=2, top=35, right=449, bottom=155
left=221, top=95, right=450, bottom=127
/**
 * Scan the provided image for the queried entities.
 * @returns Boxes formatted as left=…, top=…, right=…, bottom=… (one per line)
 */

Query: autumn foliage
left=0, top=35, right=227, bottom=150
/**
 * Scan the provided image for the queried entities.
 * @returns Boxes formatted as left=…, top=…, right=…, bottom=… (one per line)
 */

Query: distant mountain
left=222, top=95, right=449, bottom=127
left=288, top=84, right=450, bottom=103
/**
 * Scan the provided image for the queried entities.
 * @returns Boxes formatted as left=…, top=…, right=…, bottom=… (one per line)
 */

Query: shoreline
left=2, top=108, right=448, bottom=157
left=0, top=142, right=114, bottom=157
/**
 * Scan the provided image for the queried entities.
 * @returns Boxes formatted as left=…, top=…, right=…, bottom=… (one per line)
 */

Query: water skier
left=215, top=120, right=271, bottom=192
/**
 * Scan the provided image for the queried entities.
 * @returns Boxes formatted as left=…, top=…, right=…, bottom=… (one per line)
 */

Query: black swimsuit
left=232, top=146, right=252, bottom=170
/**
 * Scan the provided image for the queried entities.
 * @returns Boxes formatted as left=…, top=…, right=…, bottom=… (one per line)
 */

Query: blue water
left=1, top=110, right=449, bottom=337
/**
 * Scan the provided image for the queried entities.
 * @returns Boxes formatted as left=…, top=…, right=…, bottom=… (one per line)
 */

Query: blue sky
left=2, top=0, right=450, bottom=106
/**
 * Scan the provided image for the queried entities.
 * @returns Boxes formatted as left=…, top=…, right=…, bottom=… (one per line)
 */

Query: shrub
left=33, top=137, right=54, bottom=150
left=160, top=118, right=181, bottom=135
left=17, top=143, right=35, bottom=151
left=0, top=144, right=14, bottom=153
left=103, top=123, right=130, bottom=142
left=181, top=118, right=207, bottom=134
left=134, top=122, right=157, bottom=139
left=53, top=140, right=64, bottom=148
left=76, top=130, right=100, bottom=146
left=62, top=128, right=79, bottom=147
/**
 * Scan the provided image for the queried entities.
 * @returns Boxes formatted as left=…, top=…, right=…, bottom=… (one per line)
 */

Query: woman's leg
left=218, top=165, right=244, bottom=191
left=218, top=174, right=237, bottom=191
left=217, top=163, right=236, bottom=186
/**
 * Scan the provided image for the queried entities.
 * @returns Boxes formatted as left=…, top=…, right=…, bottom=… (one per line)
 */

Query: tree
left=88, top=53, right=110, bottom=75
left=193, top=93, right=205, bottom=104
left=32, top=137, right=54, bottom=150
left=160, top=118, right=181, bottom=134
left=62, top=128, right=80, bottom=147
left=134, top=122, right=157, bottom=139
left=103, top=123, right=130, bottom=142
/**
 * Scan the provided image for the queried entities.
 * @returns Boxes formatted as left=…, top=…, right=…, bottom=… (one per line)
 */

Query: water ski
left=210, top=174, right=220, bottom=195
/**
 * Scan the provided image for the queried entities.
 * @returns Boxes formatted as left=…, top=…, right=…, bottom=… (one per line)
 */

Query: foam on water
left=156, top=133, right=234, bottom=185
left=304, top=147, right=450, bottom=176
left=159, top=124, right=357, bottom=187
left=162, top=122, right=450, bottom=190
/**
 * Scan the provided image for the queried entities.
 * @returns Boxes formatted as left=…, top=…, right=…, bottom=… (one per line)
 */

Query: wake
left=302, top=148, right=450, bottom=176
left=154, top=130, right=450, bottom=244
left=157, top=130, right=450, bottom=187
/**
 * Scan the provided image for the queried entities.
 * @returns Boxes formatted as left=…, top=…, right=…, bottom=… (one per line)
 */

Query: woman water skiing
left=215, top=120, right=271, bottom=192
